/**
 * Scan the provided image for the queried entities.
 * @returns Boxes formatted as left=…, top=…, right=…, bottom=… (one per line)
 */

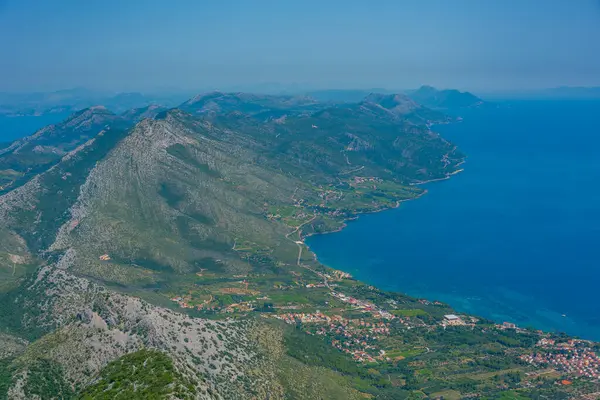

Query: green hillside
left=0, top=92, right=595, bottom=399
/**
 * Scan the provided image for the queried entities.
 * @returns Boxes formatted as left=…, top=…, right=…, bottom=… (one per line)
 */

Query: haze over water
left=307, top=99, right=600, bottom=340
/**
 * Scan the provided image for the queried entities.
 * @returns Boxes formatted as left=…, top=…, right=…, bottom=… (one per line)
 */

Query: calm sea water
left=0, top=113, right=71, bottom=142
left=307, top=100, right=600, bottom=341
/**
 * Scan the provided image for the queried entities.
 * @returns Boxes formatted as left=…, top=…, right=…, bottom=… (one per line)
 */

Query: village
left=330, top=291, right=395, bottom=320
left=272, top=311, right=393, bottom=363
left=165, top=195, right=600, bottom=384
left=521, top=338, right=600, bottom=380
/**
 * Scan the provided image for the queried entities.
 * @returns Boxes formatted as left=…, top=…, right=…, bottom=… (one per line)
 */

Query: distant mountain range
left=0, top=88, right=192, bottom=116
left=305, top=89, right=395, bottom=103
left=4, top=84, right=600, bottom=122
left=307, top=86, right=485, bottom=109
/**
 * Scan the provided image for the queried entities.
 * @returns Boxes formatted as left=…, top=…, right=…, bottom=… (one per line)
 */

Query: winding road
left=282, top=215, right=332, bottom=288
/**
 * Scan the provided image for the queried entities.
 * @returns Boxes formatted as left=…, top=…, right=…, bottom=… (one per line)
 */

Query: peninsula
left=0, top=89, right=597, bottom=399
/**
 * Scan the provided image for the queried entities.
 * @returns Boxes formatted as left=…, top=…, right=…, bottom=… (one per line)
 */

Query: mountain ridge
left=0, top=106, right=132, bottom=194
left=0, top=91, right=592, bottom=399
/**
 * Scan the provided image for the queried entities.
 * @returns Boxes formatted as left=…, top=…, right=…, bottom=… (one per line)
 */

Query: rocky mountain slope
left=0, top=92, right=463, bottom=398
left=120, top=104, right=168, bottom=123
left=1, top=92, right=591, bottom=399
left=0, top=107, right=131, bottom=194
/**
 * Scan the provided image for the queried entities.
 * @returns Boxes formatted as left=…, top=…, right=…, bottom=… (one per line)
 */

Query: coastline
left=411, top=164, right=466, bottom=186
left=302, top=159, right=590, bottom=337
left=304, top=100, right=600, bottom=342
left=301, top=165, right=464, bottom=265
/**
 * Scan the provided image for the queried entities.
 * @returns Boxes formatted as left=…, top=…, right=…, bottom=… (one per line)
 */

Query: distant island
left=406, top=85, right=485, bottom=109
left=306, top=86, right=486, bottom=110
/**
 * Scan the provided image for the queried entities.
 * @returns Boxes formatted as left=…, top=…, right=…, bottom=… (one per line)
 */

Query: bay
left=306, top=100, right=600, bottom=340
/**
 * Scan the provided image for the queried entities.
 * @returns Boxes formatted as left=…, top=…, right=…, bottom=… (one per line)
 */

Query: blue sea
left=307, top=100, right=600, bottom=341
left=0, top=113, right=72, bottom=142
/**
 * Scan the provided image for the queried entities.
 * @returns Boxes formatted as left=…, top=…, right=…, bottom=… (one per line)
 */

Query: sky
left=1, top=0, right=599, bottom=92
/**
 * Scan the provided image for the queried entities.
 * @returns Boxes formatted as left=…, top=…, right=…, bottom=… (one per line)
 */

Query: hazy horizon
left=2, top=84, right=600, bottom=98
left=1, top=0, right=600, bottom=92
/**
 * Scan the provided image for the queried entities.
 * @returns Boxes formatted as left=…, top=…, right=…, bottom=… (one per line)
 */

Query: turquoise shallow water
left=307, top=100, right=600, bottom=341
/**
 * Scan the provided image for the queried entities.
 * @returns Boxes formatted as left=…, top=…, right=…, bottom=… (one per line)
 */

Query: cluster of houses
left=331, top=291, right=395, bottom=320
left=317, top=187, right=344, bottom=203
left=352, top=176, right=382, bottom=185
left=273, top=312, right=333, bottom=325
left=324, top=321, right=391, bottom=363
left=223, top=301, right=254, bottom=313
left=303, top=270, right=350, bottom=288
left=330, top=269, right=352, bottom=280
left=442, top=314, right=466, bottom=326
left=521, top=339, right=600, bottom=379
left=349, top=319, right=391, bottom=335
left=439, top=314, right=482, bottom=328
left=329, top=339, right=378, bottom=363
left=272, top=311, right=393, bottom=363
left=170, top=296, right=194, bottom=309
left=317, top=319, right=390, bottom=363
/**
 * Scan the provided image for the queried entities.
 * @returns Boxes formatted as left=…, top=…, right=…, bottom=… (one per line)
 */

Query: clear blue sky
left=1, top=0, right=599, bottom=92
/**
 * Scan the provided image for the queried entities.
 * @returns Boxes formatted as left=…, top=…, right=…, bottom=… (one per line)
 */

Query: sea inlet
left=307, top=99, right=600, bottom=341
